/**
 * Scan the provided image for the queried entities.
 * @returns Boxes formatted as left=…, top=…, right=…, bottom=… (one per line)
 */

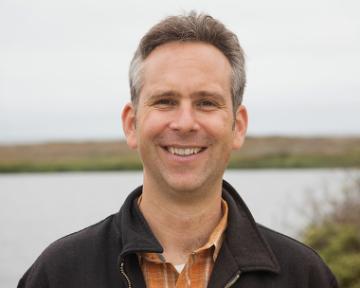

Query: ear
left=232, top=105, right=248, bottom=150
left=121, top=103, right=138, bottom=149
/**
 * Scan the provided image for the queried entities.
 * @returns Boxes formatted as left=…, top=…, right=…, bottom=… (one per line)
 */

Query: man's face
left=123, top=41, right=247, bottom=193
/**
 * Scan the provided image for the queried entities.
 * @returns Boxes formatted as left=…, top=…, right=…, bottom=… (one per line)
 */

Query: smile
left=166, top=147, right=204, bottom=156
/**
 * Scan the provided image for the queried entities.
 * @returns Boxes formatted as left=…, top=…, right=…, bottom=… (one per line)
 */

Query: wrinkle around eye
left=149, top=98, right=178, bottom=110
left=196, top=100, right=226, bottom=111
left=157, top=99, right=177, bottom=105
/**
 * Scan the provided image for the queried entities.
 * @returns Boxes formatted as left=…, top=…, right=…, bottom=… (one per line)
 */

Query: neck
left=139, top=177, right=223, bottom=265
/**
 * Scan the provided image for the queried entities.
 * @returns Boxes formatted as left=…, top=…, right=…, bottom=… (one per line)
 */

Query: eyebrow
left=145, top=89, right=226, bottom=105
left=190, top=90, right=225, bottom=102
left=146, top=90, right=180, bottom=102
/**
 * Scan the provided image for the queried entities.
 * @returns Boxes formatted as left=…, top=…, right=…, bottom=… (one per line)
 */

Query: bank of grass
left=0, top=136, right=359, bottom=173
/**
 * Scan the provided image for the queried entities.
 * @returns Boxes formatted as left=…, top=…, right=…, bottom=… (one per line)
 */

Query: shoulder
left=257, top=224, right=338, bottom=287
left=44, top=214, right=117, bottom=260
left=18, top=214, right=120, bottom=287
left=258, top=224, right=318, bottom=258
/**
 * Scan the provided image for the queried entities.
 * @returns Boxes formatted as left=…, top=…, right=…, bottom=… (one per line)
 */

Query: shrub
left=302, top=173, right=360, bottom=288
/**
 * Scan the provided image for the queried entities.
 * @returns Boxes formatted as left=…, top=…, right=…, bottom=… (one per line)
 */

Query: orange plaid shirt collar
left=138, top=199, right=228, bottom=287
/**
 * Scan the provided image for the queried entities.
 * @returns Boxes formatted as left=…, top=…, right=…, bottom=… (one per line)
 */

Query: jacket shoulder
left=18, top=214, right=120, bottom=288
left=43, top=214, right=117, bottom=261
left=258, top=224, right=321, bottom=260
left=257, top=224, right=338, bottom=287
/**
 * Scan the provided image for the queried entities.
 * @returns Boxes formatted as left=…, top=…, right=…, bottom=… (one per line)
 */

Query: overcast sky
left=1, top=0, right=359, bottom=143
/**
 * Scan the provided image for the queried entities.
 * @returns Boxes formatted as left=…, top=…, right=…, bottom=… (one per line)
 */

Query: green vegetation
left=0, top=136, right=359, bottom=173
left=302, top=174, right=360, bottom=288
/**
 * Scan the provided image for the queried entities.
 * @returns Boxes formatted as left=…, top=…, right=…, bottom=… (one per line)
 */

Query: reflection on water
left=0, top=169, right=351, bottom=287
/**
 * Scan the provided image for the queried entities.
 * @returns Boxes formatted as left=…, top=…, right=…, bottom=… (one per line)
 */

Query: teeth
left=168, top=147, right=202, bottom=156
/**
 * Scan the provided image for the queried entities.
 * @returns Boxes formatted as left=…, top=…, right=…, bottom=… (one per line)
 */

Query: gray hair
left=129, top=12, right=246, bottom=112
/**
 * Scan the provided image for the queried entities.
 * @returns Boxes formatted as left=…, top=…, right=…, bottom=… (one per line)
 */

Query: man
left=19, top=12, right=338, bottom=287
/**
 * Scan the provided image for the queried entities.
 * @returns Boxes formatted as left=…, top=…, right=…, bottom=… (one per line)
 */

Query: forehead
left=140, top=41, right=232, bottom=99
left=143, top=41, right=231, bottom=73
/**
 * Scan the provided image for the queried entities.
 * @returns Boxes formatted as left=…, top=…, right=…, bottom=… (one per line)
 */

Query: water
left=0, top=169, right=352, bottom=287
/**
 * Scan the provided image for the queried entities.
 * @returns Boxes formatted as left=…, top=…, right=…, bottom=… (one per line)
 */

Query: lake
left=0, top=169, right=353, bottom=287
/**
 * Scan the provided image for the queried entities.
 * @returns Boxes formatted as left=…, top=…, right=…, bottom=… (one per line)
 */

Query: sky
left=0, top=0, right=359, bottom=143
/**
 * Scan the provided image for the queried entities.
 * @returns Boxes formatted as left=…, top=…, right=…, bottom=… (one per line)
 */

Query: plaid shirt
left=138, top=200, right=228, bottom=288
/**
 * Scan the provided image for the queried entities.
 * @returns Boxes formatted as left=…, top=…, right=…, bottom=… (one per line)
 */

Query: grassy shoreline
left=1, top=136, right=359, bottom=173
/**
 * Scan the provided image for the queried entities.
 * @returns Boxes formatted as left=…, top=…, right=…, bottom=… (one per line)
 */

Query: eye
left=153, top=98, right=177, bottom=108
left=197, top=99, right=218, bottom=110
left=200, top=100, right=215, bottom=106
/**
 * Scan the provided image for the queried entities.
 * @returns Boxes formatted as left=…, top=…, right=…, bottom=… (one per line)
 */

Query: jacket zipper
left=120, top=259, right=239, bottom=288
left=224, top=271, right=241, bottom=288
left=119, top=261, right=132, bottom=288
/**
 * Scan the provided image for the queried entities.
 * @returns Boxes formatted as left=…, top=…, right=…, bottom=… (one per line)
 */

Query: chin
left=170, top=183, right=199, bottom=194
left=164, top=176, right=210, bottom=195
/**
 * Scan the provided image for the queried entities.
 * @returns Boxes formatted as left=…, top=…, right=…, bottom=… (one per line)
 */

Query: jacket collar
left=115, top=186, right=163, bottom=259
left=221, top=180, right=280, bottom=273
left=114, top=180, right=280, bottom=274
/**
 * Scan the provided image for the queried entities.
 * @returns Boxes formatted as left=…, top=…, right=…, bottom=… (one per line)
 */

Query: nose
left=169, top=102, right=200, bottom=132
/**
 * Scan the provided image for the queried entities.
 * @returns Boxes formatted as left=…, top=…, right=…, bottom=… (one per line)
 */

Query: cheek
left=198, top=113, right=232, bottom=134
left=137, top=111, right=169, bottom=139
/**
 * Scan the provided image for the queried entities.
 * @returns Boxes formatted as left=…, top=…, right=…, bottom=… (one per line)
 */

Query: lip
left=168, top=146, right=205, bottom=155
left=160, top=145, right=207, bottom=163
